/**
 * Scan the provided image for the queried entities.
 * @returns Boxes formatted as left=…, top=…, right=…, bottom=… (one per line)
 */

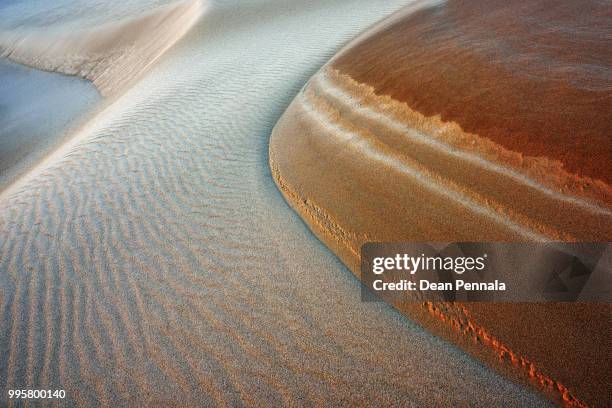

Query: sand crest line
left=0, top=0, right=206, bottom=199
left=0, top=0, right=205, bottom=97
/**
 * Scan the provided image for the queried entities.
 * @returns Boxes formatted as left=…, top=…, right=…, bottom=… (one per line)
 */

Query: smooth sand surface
left=0, top=59, right=99, bottom=191
left=333, top=0, right=612, bottom=186
left=0, top=0, right=204, bottom=96
left=269, top=1, right=612, bottom=406
left=0, top=0, right=552, bottom=407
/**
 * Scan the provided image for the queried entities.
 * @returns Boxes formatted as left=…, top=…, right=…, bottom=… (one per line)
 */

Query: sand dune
left=269, top=1, right=612, bottom=406
left=0, top=0, right=552, bottom=406
left=273, top=68, right=611, bottom=245
left=332, top=0, right=612, bottom=186
left=0, top=0, right=204, bottom=96
left=270, top=68, right=611, bottom=406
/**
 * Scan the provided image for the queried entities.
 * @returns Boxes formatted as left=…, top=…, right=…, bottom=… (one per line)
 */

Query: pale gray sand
left=0, top=0, right=552, bottom=406
left=0, top=0, right=175, bottom=31
left=0, top=0, right=203, bottom=96
left=0, top=59, right=99, bottom=191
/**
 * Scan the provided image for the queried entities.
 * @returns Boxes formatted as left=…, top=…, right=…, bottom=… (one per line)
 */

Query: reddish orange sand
left=270, top=0, right=612, bottom=406
left=333, top=0, right=612, bottom=185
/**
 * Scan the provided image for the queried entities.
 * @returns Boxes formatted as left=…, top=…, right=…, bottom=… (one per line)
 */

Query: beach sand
left=0, top=0, right=553, bottom=406
left=270, top=0, right=612, bottom=406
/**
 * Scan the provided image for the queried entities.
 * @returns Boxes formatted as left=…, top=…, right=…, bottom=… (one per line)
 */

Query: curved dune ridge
left=272, top=67, right=612, bottom=247
left=269, top=0, right=611, bottom=407
left=0, top=0, right=553, bottom=406
left=0, top=0, right=204, bottom=96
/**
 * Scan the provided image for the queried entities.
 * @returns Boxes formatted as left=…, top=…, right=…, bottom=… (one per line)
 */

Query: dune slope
left=0, top=0, right=204, bottom=96
left=0, top=0, right=552, bottom=406
left=269, top=1, right=612, bottom=406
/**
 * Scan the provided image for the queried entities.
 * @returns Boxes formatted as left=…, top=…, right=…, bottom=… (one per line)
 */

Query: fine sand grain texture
left=0, top=0, right=553, bottom=407
left=269, top=0, right=611, bottom=406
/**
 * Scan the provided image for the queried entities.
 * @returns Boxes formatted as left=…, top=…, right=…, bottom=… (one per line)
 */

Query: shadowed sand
left=0, top=0, right=553, bottom=406
left=0, top=0, right=201, bottom=194
left=0, top=59, right=99, bottom=191
left=269, top=0, right=612, bottom=406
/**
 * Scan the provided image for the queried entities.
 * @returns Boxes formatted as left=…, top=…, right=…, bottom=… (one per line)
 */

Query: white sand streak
left=276, top=68, right=610, bottom=244
left=0, top=0, right=551, bottom=406
left=294, top=89, right=552, bottom=242
left=313, top=70, right=612, bottom=216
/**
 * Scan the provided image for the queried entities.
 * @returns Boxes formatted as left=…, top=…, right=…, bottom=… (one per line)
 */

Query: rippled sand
left=0, top=0, right=552, bottom=406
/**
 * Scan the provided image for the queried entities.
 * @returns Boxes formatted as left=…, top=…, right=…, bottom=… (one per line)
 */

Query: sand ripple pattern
left=0, top=1, right=551, bottom=406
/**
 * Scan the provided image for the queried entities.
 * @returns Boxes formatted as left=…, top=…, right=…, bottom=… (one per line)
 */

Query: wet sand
left=270, top=0, right=611, bottom=406
left=0, top=0, right=552, bottom=406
